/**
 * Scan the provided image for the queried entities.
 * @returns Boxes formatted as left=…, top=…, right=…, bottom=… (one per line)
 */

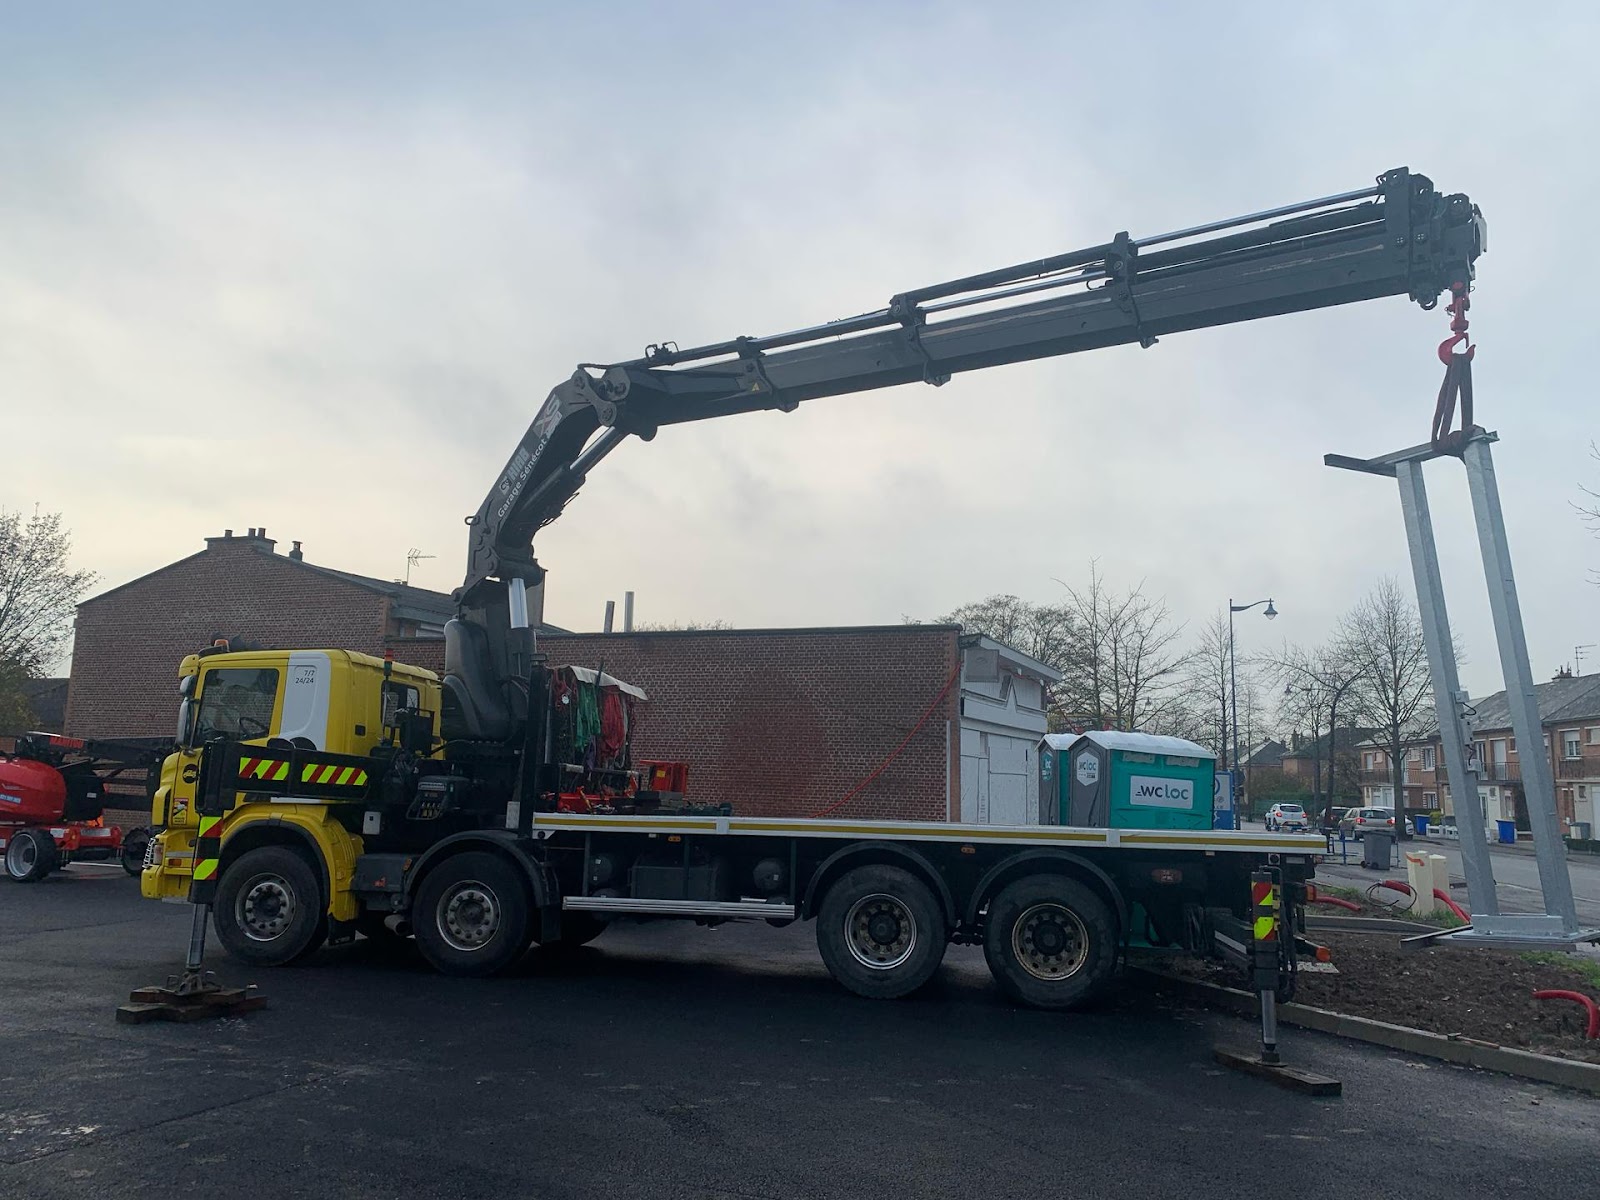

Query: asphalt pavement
left=3, top=867, right=1599, bottom=1199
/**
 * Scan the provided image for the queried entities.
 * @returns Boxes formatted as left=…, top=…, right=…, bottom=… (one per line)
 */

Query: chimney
left=289, top=540, right=303, bottom=562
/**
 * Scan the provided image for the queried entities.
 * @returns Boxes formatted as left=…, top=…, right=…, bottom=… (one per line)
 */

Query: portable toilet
left=1038, top=731, right=1216, bottom=830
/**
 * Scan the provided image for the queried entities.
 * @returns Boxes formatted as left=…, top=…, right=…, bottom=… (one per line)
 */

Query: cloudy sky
left=4, top=3, right=1598, bottom=699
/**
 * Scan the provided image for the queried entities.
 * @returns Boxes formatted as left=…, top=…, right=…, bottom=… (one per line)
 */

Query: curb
left=1130, top=966, right=1600, bottom=1097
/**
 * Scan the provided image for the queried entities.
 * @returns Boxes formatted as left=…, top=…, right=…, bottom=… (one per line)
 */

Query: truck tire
left=121, top=828, right=151, bottom=877
left=213, top=846, right=328, bottom=966
left=413, top=851, right=530, bottom=977
left=982, top=875, right=1117, bottom=1010
left=4, top=829, right=58, bottom=882
left=816, top=864, right=947, bottom=1000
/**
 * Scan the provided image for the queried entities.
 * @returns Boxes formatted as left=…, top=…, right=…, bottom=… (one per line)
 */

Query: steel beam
left=1460, top=438, right=1581, bottom=930
left=1393, top=458, right=1500, bottom=916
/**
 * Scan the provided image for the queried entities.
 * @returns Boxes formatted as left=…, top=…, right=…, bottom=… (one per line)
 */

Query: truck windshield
left=192, top=668, right=280, bottom=744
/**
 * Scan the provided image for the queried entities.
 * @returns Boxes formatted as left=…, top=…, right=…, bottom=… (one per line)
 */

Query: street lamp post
left=1228, top=598, right=1277, bottom=815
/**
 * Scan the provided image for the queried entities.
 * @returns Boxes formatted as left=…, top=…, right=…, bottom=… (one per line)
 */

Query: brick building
left=63, top=527, right=543, bottom=738
left=1356, top=669, right=1600, bottom=835
left=62, top=530, right=1061, bottom=823
left=392, top=625, right=970, bottom=822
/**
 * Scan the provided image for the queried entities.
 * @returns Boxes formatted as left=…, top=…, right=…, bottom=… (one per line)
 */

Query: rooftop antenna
left=404, top=548, right=436, bottom=585
left=1577, top=644, right=1596, bottom=676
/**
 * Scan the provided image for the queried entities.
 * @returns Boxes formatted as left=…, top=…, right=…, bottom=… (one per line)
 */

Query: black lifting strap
left=1430, top=287, right=1477, bottom=453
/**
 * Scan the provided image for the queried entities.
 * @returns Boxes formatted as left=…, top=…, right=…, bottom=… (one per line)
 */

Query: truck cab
left=142, top=647, right=441, bottom=958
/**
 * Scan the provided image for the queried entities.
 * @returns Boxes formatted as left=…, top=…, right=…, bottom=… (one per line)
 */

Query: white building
left=957, top=636, right=1062, bottom=825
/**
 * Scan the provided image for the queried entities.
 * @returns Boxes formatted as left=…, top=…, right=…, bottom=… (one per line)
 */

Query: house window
left=1588, top=727, right=1600, bottom=746
left=1423, top=791, right=1437, bottom=806
left=1563, top=731, right=1583, bottom=759
left=1363, top=751, right=1375, bottom=771
left=1408, top=749, right=1421, bottom=765
left=1422, top=747, right=1436, bottom=771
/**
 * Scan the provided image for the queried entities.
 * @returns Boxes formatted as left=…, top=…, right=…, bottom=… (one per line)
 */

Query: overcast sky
left=4, top=3, right=1598, bottom=701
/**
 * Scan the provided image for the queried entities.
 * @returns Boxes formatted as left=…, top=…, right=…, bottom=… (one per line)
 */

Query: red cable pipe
left=1432, top=888, right=1471, bottom=922
left=1308, top=895, right=1363, bottom=912
left=1380, top=878, right=1471, bottom=922
left=1531, top=990, right=1600, bottom=1040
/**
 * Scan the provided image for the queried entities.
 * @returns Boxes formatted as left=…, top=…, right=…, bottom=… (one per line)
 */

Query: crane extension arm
left=461, top=167, right=1482, bottom=614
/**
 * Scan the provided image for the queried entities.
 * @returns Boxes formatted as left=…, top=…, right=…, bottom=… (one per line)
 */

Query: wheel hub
left=844, top=894, right=917, bottom=970
left=10, top=840, right=36, bottom=873
left=238, top=874, right=295, bottom=941
left=1012, top=903, right=1089, bottom=982
left=440, top=883, right=500, bottom=952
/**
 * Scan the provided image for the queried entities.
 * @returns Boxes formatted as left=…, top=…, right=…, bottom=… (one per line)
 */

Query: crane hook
left=1430, top=284, right=1478, bottom=452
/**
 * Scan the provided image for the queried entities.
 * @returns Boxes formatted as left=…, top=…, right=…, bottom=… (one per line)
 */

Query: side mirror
left=176, top=675, right=197, bottom=747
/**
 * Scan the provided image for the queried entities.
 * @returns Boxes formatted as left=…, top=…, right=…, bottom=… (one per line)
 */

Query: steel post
left=1460, top=439, right=1580, bottom=930
left=1394, top=459, right=1500, bottom=916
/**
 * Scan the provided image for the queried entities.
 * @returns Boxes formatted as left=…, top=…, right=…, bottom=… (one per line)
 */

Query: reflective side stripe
left=271, top=762, right=289, bottom=781
left=335, top=767, right=354, bottom=786
left=192, top=859, right=218, bottom=882
left=353, top=770, right=368, bottom=786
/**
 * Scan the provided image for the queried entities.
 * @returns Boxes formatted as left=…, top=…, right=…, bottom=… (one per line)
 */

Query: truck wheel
left=4, top=829, right=58, bottom=882
left=816, top=865, right=947, bottom=1000
left=413, top=852, right=530, bottom=977
left=214, top=846, right=328, bottom=966
left=983, top=875, right=1118, bottom=1010
left=121, top=828, right=151, bottom=877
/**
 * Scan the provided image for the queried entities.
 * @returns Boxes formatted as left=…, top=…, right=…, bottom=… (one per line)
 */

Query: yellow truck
left=138, top=168, right=1482, bottom=1014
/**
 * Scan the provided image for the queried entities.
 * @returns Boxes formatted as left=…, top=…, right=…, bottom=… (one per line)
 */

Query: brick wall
left=391, top=626, right=962, bottom=821
left=66, top=537, right=391, bottom=738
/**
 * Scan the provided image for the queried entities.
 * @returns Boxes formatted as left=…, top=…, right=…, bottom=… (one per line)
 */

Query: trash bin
left=1496, top=819, right=1517, bottom=844
left=1414, top=814, right=1429, bottom=835
left=1570, top=821, right=1592, bottom=841
left=1362, top=830, right=1395, bottom=870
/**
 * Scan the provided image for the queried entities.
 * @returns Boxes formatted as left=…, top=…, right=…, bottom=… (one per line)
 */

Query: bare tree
left=1181, top=613, right=1232, bottom=761
left=1055, top=564, right=1189, bottom=732
left=1339, top=578, right=1434, bottom=839
left=1264, top=642, right=1364, bottom=830
left=937, top=568, right=1188, bottom=734
left=1579, top=441, right=1600, bottom=583
left=0, top=506, right=96, bottom=678
left=935, top=594, right=1075, bottom=676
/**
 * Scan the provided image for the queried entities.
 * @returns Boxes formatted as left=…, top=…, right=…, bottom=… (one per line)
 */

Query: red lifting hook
left=1437, top=289, right=1474, bottom=365
left=1430, top=284, right=1478, bottom=450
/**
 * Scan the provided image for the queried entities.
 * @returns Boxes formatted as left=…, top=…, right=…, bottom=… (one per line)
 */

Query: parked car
left=1264, top=802, right=1310, bottom=832
left=1338, top=807, right=1414, bottom=836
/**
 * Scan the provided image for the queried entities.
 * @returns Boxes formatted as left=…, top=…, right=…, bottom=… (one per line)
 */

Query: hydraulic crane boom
left=443, top=167, right=1483, bottom=743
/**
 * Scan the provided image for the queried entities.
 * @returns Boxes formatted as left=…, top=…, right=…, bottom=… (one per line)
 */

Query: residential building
left=1357, top=669, right=1600, bottom=834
